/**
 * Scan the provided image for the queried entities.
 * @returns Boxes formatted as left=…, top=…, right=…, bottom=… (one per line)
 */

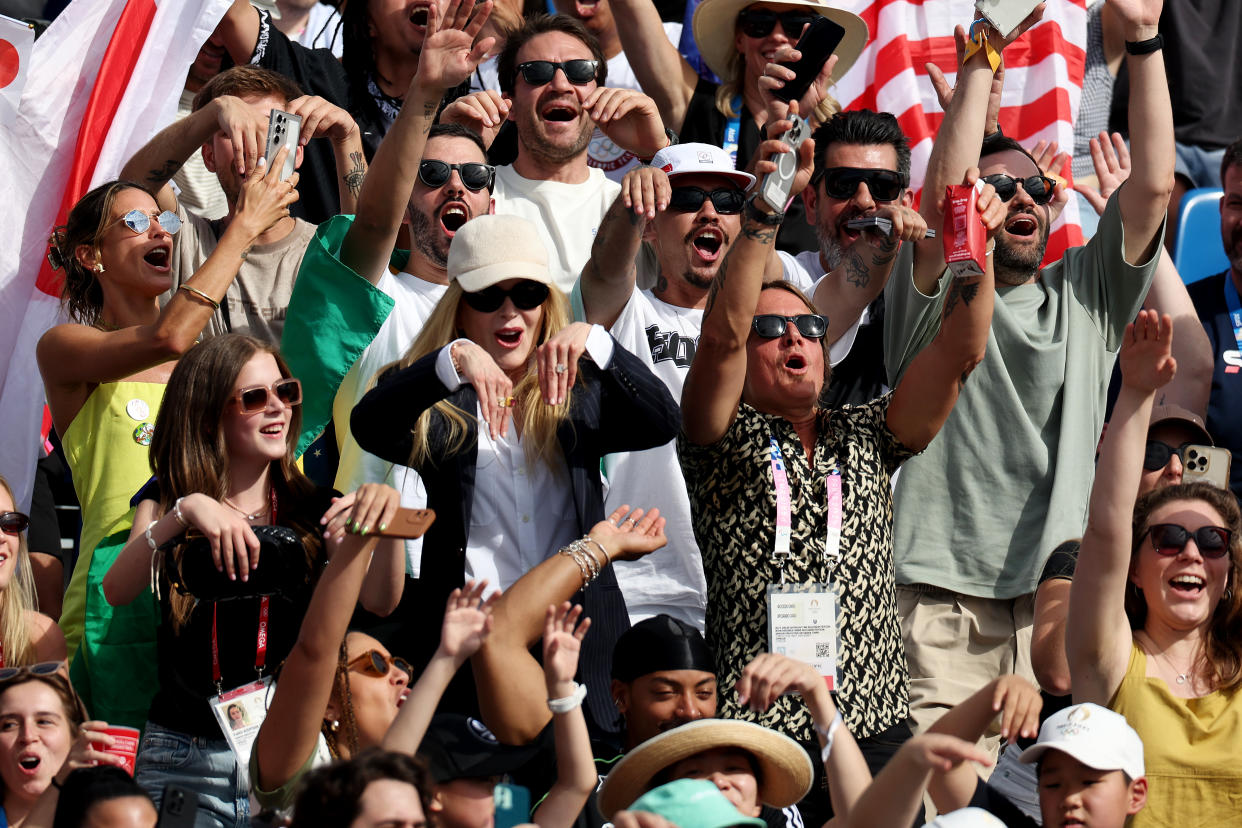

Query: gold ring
left=497, top=396, right=516, bottom=408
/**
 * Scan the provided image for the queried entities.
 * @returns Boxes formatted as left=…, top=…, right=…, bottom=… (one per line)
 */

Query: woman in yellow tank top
left=1069, top=310, right=1242, bottom=827
left=36, top=156, right=298, bottom=724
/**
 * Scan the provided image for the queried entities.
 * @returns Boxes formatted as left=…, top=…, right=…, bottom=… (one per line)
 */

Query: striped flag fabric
left=0, top=14, right=34, bottom=128
left=832, top=0, right=1087, bottom=261
left=0, top=0, right=230, bottom=510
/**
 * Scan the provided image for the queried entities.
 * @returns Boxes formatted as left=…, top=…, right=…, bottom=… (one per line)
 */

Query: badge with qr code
left=765, top=583, right=842, bottom=690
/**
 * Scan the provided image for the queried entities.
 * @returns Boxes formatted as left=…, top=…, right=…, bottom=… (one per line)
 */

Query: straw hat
left=691, top=0, right=869, bottom=85
left=596, top=720, right=813, bottom=819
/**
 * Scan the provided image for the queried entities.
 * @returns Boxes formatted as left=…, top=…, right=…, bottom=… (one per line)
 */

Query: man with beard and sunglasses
left=879, top=0, right=1174, bottom=763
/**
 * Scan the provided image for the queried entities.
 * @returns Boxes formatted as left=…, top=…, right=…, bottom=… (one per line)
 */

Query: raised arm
left=609, top=0, right=699, bottom=133
left=338, top=0, right=495, bottom=284
left=213, top=0, right=263, bottom=66
left=844, top=734, right=991, bottom=828
left=284, top=96, right=367, bottom=214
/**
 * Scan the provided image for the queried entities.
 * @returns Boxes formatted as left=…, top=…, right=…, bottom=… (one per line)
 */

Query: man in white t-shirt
left=443, top=14, right=670, bottom=292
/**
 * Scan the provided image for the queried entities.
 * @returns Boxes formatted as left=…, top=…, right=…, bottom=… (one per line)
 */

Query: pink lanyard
left=768, top=435, right=843, bottom=572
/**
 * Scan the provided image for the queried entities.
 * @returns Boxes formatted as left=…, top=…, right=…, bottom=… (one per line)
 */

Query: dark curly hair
left=290, top=749, right=432, bottom=828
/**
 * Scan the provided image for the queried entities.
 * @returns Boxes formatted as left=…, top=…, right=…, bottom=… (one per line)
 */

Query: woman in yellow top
left=1069, top=310, right=1242, bottom=827
left=35, top=154, right=297, bottom=724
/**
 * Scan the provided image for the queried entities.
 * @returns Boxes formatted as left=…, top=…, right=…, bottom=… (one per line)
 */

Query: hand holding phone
left=264, top=110, right=302, bottom=182
left=772, top=16, right=846, bottom=104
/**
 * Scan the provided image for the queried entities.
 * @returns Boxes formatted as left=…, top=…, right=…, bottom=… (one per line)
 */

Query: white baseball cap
left=447, top=214, right=553, bottom=293
left=650, top=143, right=755, bottom=190
left=1018, top=703, right=1145, bottom=780
left=922, top=808, right=1006, bottom=828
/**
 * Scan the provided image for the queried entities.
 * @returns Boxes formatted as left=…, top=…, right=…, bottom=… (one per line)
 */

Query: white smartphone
left=974, top=0, right=1043, bottom=38
left=1183, top=445, right=1232, bottom=490
left=264, top=109, right=302, bottom=181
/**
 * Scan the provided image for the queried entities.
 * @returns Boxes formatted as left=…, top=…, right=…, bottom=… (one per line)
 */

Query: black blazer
left=352, top=336, right=681, bottom=734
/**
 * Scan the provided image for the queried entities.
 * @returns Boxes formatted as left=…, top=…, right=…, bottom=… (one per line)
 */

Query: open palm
left=414, top=0, right=495, bottom=92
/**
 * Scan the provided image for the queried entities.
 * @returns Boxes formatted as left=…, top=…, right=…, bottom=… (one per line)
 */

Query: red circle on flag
left=0, top=39, right=19, bottom=88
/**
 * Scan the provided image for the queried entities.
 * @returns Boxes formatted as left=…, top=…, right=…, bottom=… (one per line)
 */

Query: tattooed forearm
left=344, top=151, right=366, bottom=198
left=943, top=278, right=980, bottom=319
left=704, top=260, right=727, bottom=316
left=844, top=250, right=870, bottom=289
left=740, top=223, right=777, bottom=244
left=145, top=159, right=183, bottom=189
left=420, top=99, right=437, bottom=133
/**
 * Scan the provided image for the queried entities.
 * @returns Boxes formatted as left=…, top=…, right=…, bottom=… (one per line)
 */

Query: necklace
left=223, top=496, right=268, bottom=521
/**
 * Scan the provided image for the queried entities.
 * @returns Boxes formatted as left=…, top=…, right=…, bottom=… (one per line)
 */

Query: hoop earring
left=1224, top=588, right=1233, bottom=601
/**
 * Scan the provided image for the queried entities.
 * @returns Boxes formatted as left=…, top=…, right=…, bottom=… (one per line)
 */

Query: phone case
left=374, top=508, right=437, bottom=539
left=1183, top=446, right=1233, bottom=490
left=264, top=109, right=302, bottom=181
left=759, top=114, right=808, bottom=212
left=974, top=0, right=1043, bottom=38
left=773, top=15, right=846, bottom=104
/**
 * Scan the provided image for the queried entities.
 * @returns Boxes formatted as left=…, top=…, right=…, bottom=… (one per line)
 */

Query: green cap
left=628, top=780, right=766, bottom=828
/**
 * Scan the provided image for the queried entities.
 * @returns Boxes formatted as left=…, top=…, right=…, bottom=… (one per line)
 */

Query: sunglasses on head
left=418, top=160, right=495, bottom=192
left=1143, top=440, right=1195, bottom=472
left=0, top=511, right=29, bottom=536
left=106, top=208, right=182, bottom=236
left=462, top=280, right=550, bottom=313
left=516, top=59, right=599, bottom=86
left=231, top=378, right=302, bottom=414
left=668, top=186, right=746, bottom=215
left=0, top=662, right=63, bottom=683
left=1144, top=523, right=1233, bottom=559
left=737, top=9, right=817, bottom=39
left=347, top=649, right=413, bottom=678
left=813, top=167, right=907, bottom=203
left=982, top=173, right=1057, bottom=205
left=752, top=313, right=828, bottom=339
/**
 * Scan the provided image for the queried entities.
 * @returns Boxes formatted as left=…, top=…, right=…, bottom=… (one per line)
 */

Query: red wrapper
left=95, top=725, right=140, bottom=775
left=943, top=181, right=987, bottom=278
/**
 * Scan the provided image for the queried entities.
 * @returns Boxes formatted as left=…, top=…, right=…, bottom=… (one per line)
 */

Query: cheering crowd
left=1, top=0, right=1241, bottom=825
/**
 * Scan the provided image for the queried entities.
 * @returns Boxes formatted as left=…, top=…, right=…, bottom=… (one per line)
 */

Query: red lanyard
left=211, top=596, right=271, bottom=694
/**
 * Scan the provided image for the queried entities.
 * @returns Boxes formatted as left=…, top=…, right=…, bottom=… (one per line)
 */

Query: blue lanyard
left=1225, top=276, right=1242, bottom=354
left=724, top=96, right=742, bottom=167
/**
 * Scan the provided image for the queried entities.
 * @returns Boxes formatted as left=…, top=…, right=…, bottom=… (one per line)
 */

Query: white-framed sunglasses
left=105, top=208, right=183, bottom=236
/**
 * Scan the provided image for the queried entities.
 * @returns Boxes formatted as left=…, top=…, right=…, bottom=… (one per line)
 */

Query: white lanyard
left=767, top=435, right=844, bottom=571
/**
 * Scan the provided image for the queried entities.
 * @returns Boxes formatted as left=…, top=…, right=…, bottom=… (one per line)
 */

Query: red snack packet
left=943, top=180, right=987, bottom=278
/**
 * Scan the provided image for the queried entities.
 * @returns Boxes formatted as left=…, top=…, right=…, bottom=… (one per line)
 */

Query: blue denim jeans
left=135, top=721, right=250, bottom=828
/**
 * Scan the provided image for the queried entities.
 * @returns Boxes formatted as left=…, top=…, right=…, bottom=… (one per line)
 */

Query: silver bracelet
left=547, top=682, right=587, bottom=714
left=583, top=536, right=610, bottom=566
left=173, top=497, right=188, bottom=528
left=559, top=543, right=592, bottom=586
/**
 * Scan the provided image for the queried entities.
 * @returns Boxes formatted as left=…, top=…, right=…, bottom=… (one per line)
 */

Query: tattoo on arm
left=942, top=278, right=980, bottom=319
left=145, top=159, right=183, bottom=189
left=704, top=259, right=727, bottom=317
left=740, top=223, right=777, bottom=244
left=344, top=151, right=366, bottom=198
left=844, top=250, right=870, bottom=289
left=420, top=100, right=438, bottom=133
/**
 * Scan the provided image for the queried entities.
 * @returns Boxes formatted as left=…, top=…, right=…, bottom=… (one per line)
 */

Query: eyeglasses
left=737, top=9, right=817, bottom=39
left=461, top=280, right=550, bottom=313
left=813, top=167, right=907, bottom=202
left=752, top=314, right=828, bottom=339
left=347, top=649, right=413, bottom=678
left=982, top=173, right=1057, bottom=205
left=418, top=160, right=496, bottom=192
left=0, top=512, right=29, bottom=536
left=668, top=186, right=746, bottom=215
left=230, top=378, right=303, bottom=413
left=1143, top=523, right=1233, bottom=559
left=1143, top=440, right=1194, bottom=472
left=0, top=662, right=63, bottom=683
left=516, top=59, right=600, bottom=86
left=105, top=209, right=183, bottom=236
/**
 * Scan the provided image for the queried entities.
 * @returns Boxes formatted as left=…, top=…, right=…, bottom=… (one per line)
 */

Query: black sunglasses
left=231, top=378, right=303, bottom=414
left=737, top=9, right=817, bottom=39
left=1143, top=523, right=1233, bottom=559
left=752, top=314, right=828, bottom=339
left=983, top=173, right=1057, bottom=205
left=0, top=511, right=29, bottom=536
left=347, top=649, right=413, bottom=678
left=813, top=167, right=907, bottom=203
left=1143, top=440, right=1196, bottom=472
left=516, top=59, right=599, bottom=86
left=668, top=186, right=746, bottom=215
left=418, top=160, right=495, bottom=192
left=0, top=662, right=63, bottom=682
left=462, top=280, right=550, bottom=313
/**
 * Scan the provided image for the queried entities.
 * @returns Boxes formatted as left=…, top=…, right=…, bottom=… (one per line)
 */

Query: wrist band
left=744, top=195, right=784, bottom=226
left=144, top=520, right=160, bottom=552
left=173, top=497, right=188, bottom=529
left=548, top=682, right=587, bottom=714
left=146, top=521, right=163, bottom=601
left=1124, top=33, right=1163, bottom=55
left=178, top=283, right=220, bottom=311
left=816, top=711, right=843, bottom=763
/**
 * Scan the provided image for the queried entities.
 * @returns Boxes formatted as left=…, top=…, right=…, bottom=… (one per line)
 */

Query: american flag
left=832, top=0, right=1088, bottom=262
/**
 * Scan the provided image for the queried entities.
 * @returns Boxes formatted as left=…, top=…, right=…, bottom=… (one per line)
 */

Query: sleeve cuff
left=435, top=340, right=471, bottom=390
left=584, top=324, right=614, bottom=367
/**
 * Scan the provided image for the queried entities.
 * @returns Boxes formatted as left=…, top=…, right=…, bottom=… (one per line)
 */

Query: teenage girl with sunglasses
left=1069, top=310, right=1242, bottom=826
left=0, top=476, right=64, bottom=668
left=36, top=161, right=297, bottom=728
left=102, top=334, right=403, bottom=825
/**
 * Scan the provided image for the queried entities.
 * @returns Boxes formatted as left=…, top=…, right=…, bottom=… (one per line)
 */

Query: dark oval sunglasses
left=231, top=378, right=303, bottom=414
left=106, top=208, right=182, bottom=236
left=752, top=314, right=828, bottom=340
left=418, top=160, right=495, bottom=192
left=0, top=661, right=63, bottom=682
left=0, top=511, right=29, bottom=536
left=462, top=280, right=550, bottom=313
left=1143, top=440, right=1194, bottom=471
left=1143, top=523, right=1233, bottom=559
left=347, top=649, right=413, bottom=678
left=516, top=59, right=599, bottom=86
left=737, top=9, right=817, bottom=39
left=813, top=167, right=907, bottom=203
left=668, top=186, right=746, bottom=215
left=983, top=173, right=1057, bottom=205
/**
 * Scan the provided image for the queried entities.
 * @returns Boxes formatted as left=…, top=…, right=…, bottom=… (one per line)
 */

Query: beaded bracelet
left=547, top=682, right=588, bottom=714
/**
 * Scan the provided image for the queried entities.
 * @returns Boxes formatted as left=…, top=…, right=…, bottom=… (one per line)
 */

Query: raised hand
left=1075, top=131, right=1132, bottom=216
left=990, top=675, right=1042, bottom=743
left=758, top=50, right=840, bottom=129
left=213, top=94, right=270, bottom=176
left=750, top=100, right=817, bottom=205
left=585, top=88, right=667, bottom=158
left=1029, top=138, right=1071, bottom=222
left=901, top=733, right=994, bottom=774
left=176, top=493, right=261, bottom=582
left=286, top=95, right=360, bottom=146
left=958, top=167, right=1007, bottom=240
left=439, top=90, right=510, bottom=145
left=233, top=147, right=300, bottom=238
left=1119, top=309, right=1176, bottom=393
left=1106, top=0, right=1163, bottom=29
left=925, top=29, right=1004, bottom=135
left=537, top=321, right=593, bottom=406
left=438, top=580, right=497, bottom=661
left=736, top=652, right=828, bottom=713
left=53, top=721, right=128, bottom=785
left=543, top=602, right=590, bottom=692
left=413, top=0, right=496, bottom=94
left=320, top=482, right=401, bottom=539
left=586, top=505, right=668, bottom=563
left=620, top=164, right=671, bottom=221
left=452, top=340, right=515, bottom=440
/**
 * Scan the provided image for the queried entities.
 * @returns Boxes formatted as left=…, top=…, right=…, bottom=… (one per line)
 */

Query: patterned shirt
left=677, top=393, right=916, bottom=741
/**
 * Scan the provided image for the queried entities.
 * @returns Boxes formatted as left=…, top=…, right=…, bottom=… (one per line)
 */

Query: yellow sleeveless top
left=59, top=381, right=165, bottom=662
left=1109, top=642, right=1242, bottom=826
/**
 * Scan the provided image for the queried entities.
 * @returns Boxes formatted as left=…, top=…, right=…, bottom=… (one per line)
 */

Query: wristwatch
left=744, top=195, right=785, bottom=225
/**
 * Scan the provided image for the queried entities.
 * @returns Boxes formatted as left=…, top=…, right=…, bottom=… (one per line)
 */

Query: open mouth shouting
left=689, top=227, right=725, bottom=263
left=408, top=1, right=432, bottom=30
left=783, top=352, right=808, bottom=374
left=494, top=327, right=525, bottom=350
left=438, top=201, right=469, bottom=236
left=1004, top=212, right=1040, bottom=239
left=16, top=753, right=41, bottom=776
left=1169, top=573, right=1206, bottom=596
left=540, top=98, right=581, bottom=124
left=142, top=243, right=172, bottom=273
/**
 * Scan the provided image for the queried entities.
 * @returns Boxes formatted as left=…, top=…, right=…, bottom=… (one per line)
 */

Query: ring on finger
left=497, top=396, right=516, bottom=408
left=554, top=363, right=568, bottom=374
left=624, top=517, right=638, bottom=526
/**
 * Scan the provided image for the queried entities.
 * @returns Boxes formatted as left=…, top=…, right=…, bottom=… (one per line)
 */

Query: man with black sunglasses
left=878, top=1, right=1177, bottom=763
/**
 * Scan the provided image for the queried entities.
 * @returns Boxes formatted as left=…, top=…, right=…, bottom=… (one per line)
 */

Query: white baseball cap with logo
left=1018, top=703, right=1145, bottom=780
left=650, top=143, right=755, bottom=190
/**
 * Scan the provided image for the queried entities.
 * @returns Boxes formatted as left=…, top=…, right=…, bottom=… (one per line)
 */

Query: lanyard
left=211, top=596, right=271, bottom=694
left=768, top=435, right=843, bottom=573
left=1225, top=276, right=1242, bottom=354
left=724, top=96, right=742, bottom=167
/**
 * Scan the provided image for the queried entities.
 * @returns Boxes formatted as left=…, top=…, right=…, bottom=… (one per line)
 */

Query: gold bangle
left=178, top=283, right=220, bottom=311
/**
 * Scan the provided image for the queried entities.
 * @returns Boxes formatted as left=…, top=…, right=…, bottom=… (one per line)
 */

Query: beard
left=407, top=206, right=450, bottom=268
left=992, top=219, right=1050, bottom=285
left=516, top=103, right=593, bottom=166
left=815, top=225, right=846, bottom=271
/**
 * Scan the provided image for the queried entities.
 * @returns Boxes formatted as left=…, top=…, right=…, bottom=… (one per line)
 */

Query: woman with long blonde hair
left=0, top=477, right=64, bottom=667
left=351, top=214, right=680, bottom=736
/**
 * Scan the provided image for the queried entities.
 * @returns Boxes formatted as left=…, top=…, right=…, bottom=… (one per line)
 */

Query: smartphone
left=264, top=109, right=302, bottom=181
left=157, top=784, right=199, bottom=828
left=494, top=783, right=532, bottom=828
left=846, top=216, right=938, bottom=239
left=373, top=508, right=436, bottom=539
left=773, top=16, right=846, bottom=104
left=974, top=0, right=1044, bottom=38
left=759, top=113, right=809, bottom=213
left=1183, top=445, right=1232, bottom=490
